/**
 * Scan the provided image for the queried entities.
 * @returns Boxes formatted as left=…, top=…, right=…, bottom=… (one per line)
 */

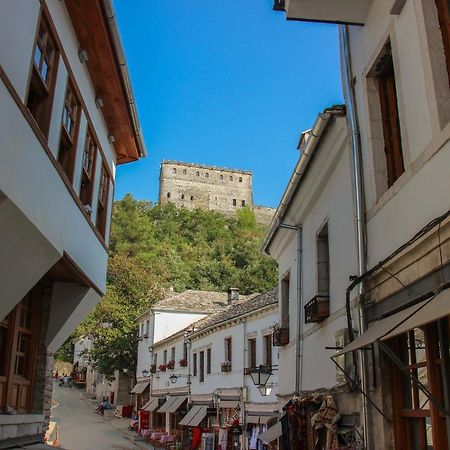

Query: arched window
left=190, top=195, right=194, bottom=201
left=173, top=168, right=177, bottom=174
left=220, top=174, right=223, bottom=180
left=205, top=173, right=209, bottom=178
left=167, top=192, right=171, bottom=198
left=181, top=194, right=185, bottom=200
left=239, top=177, right=242, bottom=182
left=230, top=175, right=233, bottom=181
left=183, top=169, right=187, bottom=175
left=196, top=171, right=200, bottom=177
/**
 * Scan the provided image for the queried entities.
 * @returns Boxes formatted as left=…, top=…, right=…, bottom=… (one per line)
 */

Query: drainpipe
left=339, top=25, right=372, bottom=450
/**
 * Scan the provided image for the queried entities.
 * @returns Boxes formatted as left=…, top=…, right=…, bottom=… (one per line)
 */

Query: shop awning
left=259, top=422, right=282, bottom=444
left=144, top=398, right=160, bottom=412
left=141, top=399, right=153, bottom=410
left=219, top=400, right=239, bottom=409
left=179, top=405, right=208, bottom=427
left=179, top=405, right=203, bottom=426
left=246, top=414, right=274, bottom=425
left=333, top=297, right=435, bottom=357
left=130, top=381, right=149, bottom=394
left=158, top=396, right=187, bottom=413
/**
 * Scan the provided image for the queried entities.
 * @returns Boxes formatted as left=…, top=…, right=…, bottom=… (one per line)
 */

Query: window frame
left=79, top=129, right=98, bottom=210
left=224, top=337, right=232, bottom=367
left=248, top=338, right=256, bottom=370
left=199, top=351, right=205, bottom=382
left=193, top=353, right=198, bottom=377
left=96, top=160, right=111, bottom=238
left=206, top=348, right=211, bottom=375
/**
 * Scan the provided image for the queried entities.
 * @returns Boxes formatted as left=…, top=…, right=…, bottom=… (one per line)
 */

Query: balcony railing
left=304, top=295, right=330, bottom=323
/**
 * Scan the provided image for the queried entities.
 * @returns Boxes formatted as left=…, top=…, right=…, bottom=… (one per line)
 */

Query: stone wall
left=159, top=161, right=253, bottom=215
left=253, top=205, right=275, bottom=226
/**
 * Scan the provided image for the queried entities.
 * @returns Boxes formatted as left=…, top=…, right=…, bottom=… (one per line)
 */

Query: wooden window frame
left=434, top=0, right=450, bottom=87
left=163, top=349, right=167, bottom=365
left=316, top=223, right=330, bottom=297
left=171, top=346, right=176, bottom=362
left=264, top=334, right=272, bottom=370
left=199, top=351, right=205, bottom=383
left=193, top=353, right=197, bottom=377
left=225, top=337, right=232, bottom=369
left=389, top=322, right=449, bottom=450
left=27, top=13, right=59, bottom=139
left=248, top=338, right=257, bottom=370
left=281, top=273, right=290, bottom=330
left=58, top=79, right=81, bottom=183
left=206, top=348, right=211, bottom=375
left=96, top=161, right=110, bottom=238
left=374, top=42, right=405, bottom=187
left=79, top=129, right=98, bottom=211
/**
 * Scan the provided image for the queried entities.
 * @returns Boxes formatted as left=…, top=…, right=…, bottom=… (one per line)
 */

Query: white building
left=133, top=290, right=232, bottom=408
left=0, top=0, right=145, bottom=445
left=274, top=1, right=450, bottom=448
left=144, top=288, right=281, bottom=449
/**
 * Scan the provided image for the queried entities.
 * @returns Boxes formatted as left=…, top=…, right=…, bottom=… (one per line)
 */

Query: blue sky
left=114, top=0, right=343, bottom=208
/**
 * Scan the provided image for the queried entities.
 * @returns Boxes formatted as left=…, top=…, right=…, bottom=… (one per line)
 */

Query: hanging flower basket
left=159, top=364, right=167, bottom=372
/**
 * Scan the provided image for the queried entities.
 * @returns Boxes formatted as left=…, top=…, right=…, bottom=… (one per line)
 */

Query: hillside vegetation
left=56, top=195, right=277, bottom=376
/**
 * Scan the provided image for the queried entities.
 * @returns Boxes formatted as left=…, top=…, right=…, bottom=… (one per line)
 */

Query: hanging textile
left=311, top=395, right=340, bottom=450
left=218, top=429, right=228, bottom=450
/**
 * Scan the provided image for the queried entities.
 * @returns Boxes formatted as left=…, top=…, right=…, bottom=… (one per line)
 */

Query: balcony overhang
left=276, top=0, right=373, bottom=25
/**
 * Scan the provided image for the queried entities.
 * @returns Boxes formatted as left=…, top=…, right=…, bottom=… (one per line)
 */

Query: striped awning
left=158, top=396, right=187, bottom=413
left=259, top=422, right=282, bottom=444
left=219, top=400, right=239, bottom=409
left=179, top=405, right=208, bottom=426
left=130, top=381, right=149, bottom=394
left=144, top=398, right=161, bottom=412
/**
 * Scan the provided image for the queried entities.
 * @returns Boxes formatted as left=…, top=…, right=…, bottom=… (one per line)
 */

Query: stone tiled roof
left=152, top=290, right=232, bottom=314
left=191, top=287, right=278, bottom=334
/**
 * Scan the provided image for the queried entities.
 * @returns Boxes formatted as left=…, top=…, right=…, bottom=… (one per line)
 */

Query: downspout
left=339, top=25, right=372, bottom=450
left=295, top=227, right=303, bottom=395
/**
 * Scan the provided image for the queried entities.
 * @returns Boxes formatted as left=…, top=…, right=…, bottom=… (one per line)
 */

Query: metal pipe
left=339, top=24, right=372, bottom=450
left=295, top=227, right=303, bottom=394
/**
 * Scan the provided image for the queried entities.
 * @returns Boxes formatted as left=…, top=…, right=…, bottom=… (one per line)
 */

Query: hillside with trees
left=57, top=195, right=277, bottom=376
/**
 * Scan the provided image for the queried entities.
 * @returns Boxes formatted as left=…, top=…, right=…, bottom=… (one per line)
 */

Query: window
left=27, top=15, right=59, bottom=137
left=80, top=131, right=97, bottom=210
left=153, top=353, right=157, bottom=366
left=183, top=169, right=187, bottom=175
left=225, top=337, right=232, bottom=366
left=196, top=171, right=200, bottom=177
left=232, top=199, right=237, bottom=207
left=173, top=167, right=177, bottom=174
left=264, top=335, right=272, bottom=369
left=248, top=338, right=256, bottom=369
left=281, top=273, right=290, bottom=330
left=58, top=81, right=80, bottom=182
left=220, top=174, right=224, bottom=180
left=183, top=342, right=188, bottom=360
left=389, top=322, right=450, bottom=450
left=144, top=320, right=149, bottom=337
left=229, top=175, right=233, bottom=181
left=205, top=173, right=209, bottom=178
left=163, top=350, right=167, bottom=365
left=239, top=177, right=242, bottom=182
left=167, top=192, right=171, bottom=198
left=193, top=353, right=197, bottom=376
left=241, top=200, right=246, bottom=207
left=317, top=223, right=329, bottom=297
left=181, top=194, right=185, bottom=200
left=206, top=348, right=211, bottom=374
left=199, top=351, right=205, bottom=382
left=190, top=195, right=194, bottom=201
left=171, top=346, right=176, bottom=362
left=372, top=41, right=404, bottom=187
left=96, top=162, right=110, bottom=238
left=140, top=323, right=144, bottom=337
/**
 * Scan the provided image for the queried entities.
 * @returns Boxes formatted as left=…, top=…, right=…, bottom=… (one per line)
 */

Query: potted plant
left=179, top=358, right=188, bottom=367
left=221, top=361, right=232, bottom=373
left=159, top=364, right=167, bottom=372
left=167, top=360, right=175, bottom=370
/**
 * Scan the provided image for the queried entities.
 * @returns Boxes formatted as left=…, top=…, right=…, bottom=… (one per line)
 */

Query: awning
left=144, top=398, right=161, bottom=412
left=259, top=422, right=282, bottom=444
left=141, top=399, right=153, bottom=410
left=219, top=400, right=239, bottom=409
left=246, top=415, right=274, bottom=425
left=333, top=297, right=434, bottom=357
left=158, top=396, right=187, bottom=413
left=130, top=381, right=149, bottom=394
left=179, top=405, right=208, bottom=427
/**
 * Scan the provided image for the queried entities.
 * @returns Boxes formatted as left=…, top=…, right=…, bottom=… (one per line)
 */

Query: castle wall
left=159, top=161, right=253, bottom=215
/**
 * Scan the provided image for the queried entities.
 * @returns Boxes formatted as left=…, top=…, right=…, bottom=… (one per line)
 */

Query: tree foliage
left=57, top=195, right=277, bottom=377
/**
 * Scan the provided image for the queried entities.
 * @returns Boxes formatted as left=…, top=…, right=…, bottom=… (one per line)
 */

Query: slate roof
left=152, top=290, right=232, bottom=314
left=191, top=287, right=278, bottom=334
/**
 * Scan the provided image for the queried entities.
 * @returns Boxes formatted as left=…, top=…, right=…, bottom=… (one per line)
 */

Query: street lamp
left=257, top=383, right=273, bottom=397
left=250, top=365, right=272, bottom=386
left=169, top=374, right=178, bottom=384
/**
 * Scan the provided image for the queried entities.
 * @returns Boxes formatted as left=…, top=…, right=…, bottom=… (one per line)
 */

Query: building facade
left=0, top=0, right=145, bottom=445
left=274, top=1, right=450, bottom=449
left=159, top=160, right=275, bottom=224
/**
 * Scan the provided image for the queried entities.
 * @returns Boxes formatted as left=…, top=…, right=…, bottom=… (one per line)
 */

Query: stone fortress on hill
left=159, top=160, right=275, bottom=225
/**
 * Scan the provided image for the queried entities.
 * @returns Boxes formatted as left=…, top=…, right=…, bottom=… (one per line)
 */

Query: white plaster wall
left=347, top=0, right=450, bottom=267
left=137, top=312, right=152, bottom=377
left=269, top=118, right=357, bottom=394
left=153, top=311, right=208, bottom=344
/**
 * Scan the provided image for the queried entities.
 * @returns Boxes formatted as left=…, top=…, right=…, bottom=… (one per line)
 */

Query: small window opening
left=316, top=223, right=330, bottom=297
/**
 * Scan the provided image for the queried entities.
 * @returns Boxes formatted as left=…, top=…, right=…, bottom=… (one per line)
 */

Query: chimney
left=227, top=288, right=240, bottom=305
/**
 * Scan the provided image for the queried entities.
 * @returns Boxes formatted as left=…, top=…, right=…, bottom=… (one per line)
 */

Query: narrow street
left=50, top=382, right=146, bottom=450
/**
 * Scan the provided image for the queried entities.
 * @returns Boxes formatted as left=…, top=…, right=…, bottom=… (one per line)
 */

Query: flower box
left=304, top=295, right=330, bottom=323
left=159, top=364, right=167, bottom=372
left=272, top=327, right=289, bottom=346
left=167, top=360, right=175, bottom=370
left=221, top=362, right=232, bottom=373
left=179, top=359, right=188, bottom=367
